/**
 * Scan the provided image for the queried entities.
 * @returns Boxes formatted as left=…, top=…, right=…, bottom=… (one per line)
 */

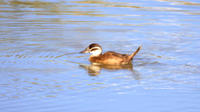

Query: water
left=0, top=0, right=200, bottom=111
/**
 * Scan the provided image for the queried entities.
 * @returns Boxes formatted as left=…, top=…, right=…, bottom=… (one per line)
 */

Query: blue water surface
left=0, top=0, right=200, bottom=112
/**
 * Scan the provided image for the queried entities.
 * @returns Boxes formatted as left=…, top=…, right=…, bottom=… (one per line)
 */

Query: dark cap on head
left=89, top=43, right=102, bottom=49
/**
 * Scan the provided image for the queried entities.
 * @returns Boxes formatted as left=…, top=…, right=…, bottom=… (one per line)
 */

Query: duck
left=80, top=43, right=141, bottom=65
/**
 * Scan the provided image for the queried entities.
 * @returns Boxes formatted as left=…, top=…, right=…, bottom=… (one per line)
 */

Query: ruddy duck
left=80, top=43, right=141, bottom=65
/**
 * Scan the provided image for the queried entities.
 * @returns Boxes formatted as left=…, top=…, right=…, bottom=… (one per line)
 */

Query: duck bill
left=80, top=48, right=89, bottom=53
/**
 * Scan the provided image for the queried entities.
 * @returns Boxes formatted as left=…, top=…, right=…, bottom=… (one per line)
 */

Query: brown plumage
left=80, top=43, right=141, bottom=65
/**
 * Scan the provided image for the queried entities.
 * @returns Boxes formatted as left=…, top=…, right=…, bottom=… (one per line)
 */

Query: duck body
left=89, top=51, right=130, bottom=65
left=80, top=43, right=141, bottom=65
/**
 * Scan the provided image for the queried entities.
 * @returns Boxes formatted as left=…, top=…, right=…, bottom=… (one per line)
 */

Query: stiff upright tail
left=128, top=46, right=142, bottom=61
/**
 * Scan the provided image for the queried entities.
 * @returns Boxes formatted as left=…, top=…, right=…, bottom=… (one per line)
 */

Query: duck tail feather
left=128, top=46, right=142, bottom=61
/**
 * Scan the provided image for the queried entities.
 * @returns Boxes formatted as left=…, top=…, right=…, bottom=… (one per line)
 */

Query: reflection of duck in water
left=79, top=64, right=133, bottom=76
left=80, top=43, right=141, bottom=65
left=79, top=63, right=141, bottom=81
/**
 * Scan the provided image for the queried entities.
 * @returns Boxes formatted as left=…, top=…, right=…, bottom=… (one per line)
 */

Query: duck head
left=80, top=43, right=102, bottom=56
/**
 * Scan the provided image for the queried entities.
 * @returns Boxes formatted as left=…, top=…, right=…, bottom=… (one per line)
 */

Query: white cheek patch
left=91, top=50, right=102, bottom=56
left=90, top=47, right=102, bottom=56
